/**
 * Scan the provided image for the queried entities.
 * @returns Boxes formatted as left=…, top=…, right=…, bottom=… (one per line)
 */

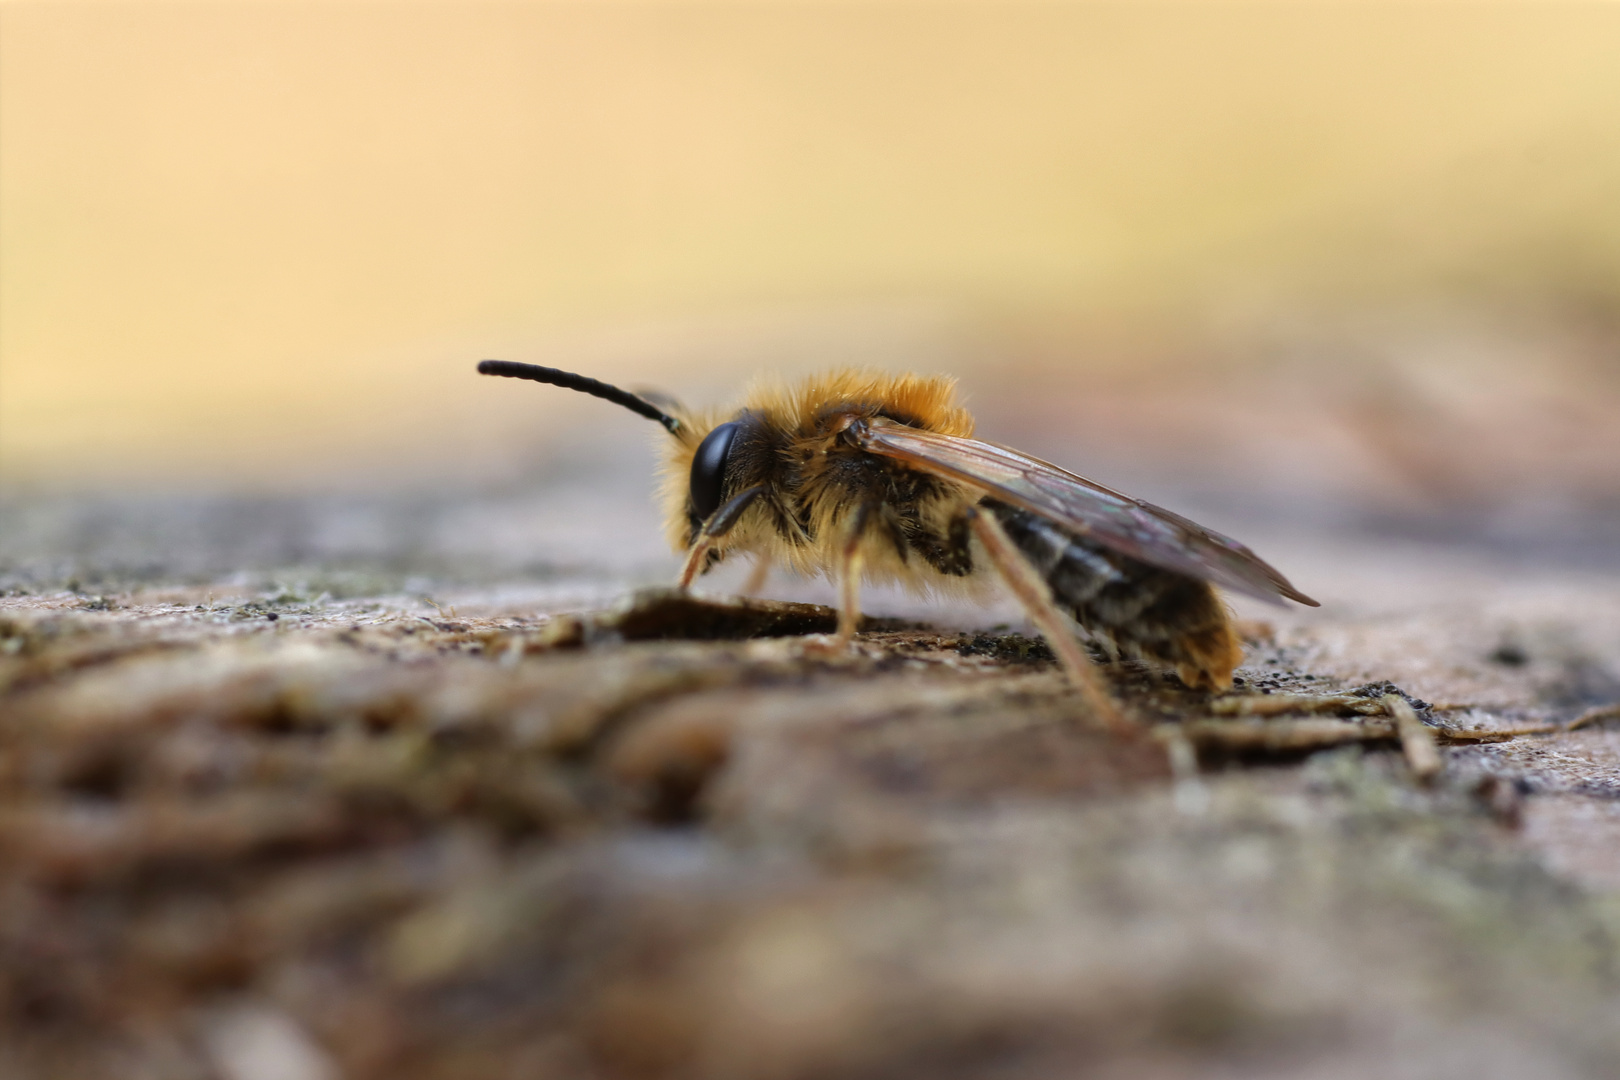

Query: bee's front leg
left=966, top=506, right=1132, bottom=734
left=677, top=484, right=768, bottom=589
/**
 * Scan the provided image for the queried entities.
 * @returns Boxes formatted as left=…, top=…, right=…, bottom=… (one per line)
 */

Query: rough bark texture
left=2, top=488, right=1619, bottom=1080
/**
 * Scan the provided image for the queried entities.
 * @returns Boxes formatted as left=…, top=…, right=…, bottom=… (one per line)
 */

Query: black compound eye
left=689, top=421, right=741, bottom=522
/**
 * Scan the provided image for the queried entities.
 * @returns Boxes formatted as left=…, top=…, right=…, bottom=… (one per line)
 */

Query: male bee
left=478, top=361, right=1317, bottom=728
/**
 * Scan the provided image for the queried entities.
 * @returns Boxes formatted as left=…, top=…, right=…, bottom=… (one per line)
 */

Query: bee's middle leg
left=802, top=500, right=874, bottom=655
left=966, top=506, right=1132, bottom=734
left=834, top=506, right=871, bottom=646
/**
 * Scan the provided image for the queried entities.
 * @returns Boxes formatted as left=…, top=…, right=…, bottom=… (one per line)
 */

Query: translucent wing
left=853, top=420, right=1319, bottom=608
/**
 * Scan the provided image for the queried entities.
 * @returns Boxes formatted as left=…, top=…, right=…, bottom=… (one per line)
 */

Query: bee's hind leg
left=966, top=507, right=1132, bottom=735
left=677, top=485, right=768, bottom=589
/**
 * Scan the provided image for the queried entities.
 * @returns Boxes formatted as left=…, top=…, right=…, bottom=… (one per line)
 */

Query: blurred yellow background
left=3, top=1, right=1619, bottom=489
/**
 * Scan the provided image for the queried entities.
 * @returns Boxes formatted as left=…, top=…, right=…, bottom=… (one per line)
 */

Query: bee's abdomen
left=986, top=501, right=1242, bottom=691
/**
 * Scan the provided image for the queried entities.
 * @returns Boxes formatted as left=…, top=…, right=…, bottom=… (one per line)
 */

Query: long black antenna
left=476, top=360, right=682, bottom=435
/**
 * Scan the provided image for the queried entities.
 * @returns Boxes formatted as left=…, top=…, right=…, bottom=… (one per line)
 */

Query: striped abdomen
left=987, top=500, right=1242, bottom=691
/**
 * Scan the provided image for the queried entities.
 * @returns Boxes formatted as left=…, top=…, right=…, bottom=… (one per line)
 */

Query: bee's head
left=668, top=410, right=778, bottom=549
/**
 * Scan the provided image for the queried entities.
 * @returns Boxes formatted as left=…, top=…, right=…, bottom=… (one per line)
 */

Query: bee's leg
left=802, top=501, right=875, bottom=655
left=676, top=537, right=717, bottom=590
left=966, top=507, right=1132, bottom=734
left=677, top=484, right=767, bottom=589
left=834, top=502, right=875, bottom=646
left=741, top=554, right=772, bottom=597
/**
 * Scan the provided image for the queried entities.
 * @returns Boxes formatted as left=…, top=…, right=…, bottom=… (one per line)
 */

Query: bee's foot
left=801, top=633, right=858, bottom=658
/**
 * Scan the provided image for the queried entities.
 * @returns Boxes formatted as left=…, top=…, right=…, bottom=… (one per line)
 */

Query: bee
left=478, top=361, right=1318, bottom=729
